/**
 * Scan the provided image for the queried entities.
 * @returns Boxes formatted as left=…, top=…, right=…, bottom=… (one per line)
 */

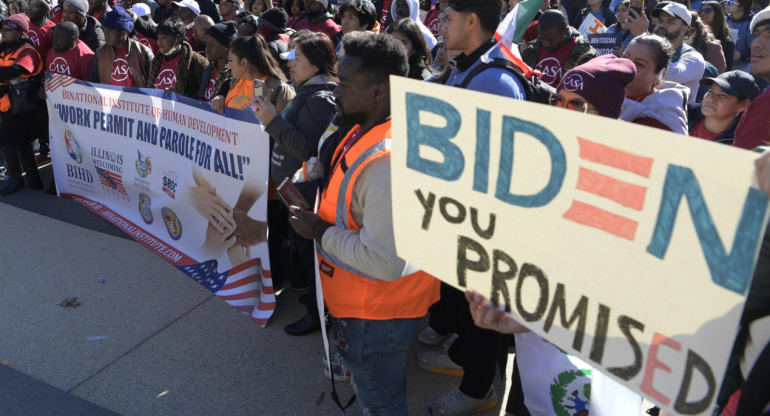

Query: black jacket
left=686, top=102, right=741, bottom=145
left=265, top=74, right=337, bottom=182
left=80, top=15, right=105, bottom=53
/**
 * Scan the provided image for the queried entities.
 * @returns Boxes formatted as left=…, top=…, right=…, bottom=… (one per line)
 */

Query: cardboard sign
left=389, top=77, right=769, bottom=416
left=589, top=32, right=621, bottom=55
left=578, top=15, right=607, bottom=37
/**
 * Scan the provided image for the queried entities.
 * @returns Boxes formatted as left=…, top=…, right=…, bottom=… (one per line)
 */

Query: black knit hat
left=258, top=8, right=288, bottom=33
left=205, top=21, right=237, bottom=47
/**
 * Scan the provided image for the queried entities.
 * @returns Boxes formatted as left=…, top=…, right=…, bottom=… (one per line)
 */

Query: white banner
left=46, top=73, right=275, bottom=326
left=390, top=77, right=769, bottom=416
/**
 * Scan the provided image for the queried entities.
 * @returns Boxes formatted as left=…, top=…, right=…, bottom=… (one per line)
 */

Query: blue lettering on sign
left=495, top=116, right=566, bottom=207
left=406, top=93, right=464, bottom=181
left=474, top=109, right=491, bottom=193
left=647, top=165, right=769, bottom=294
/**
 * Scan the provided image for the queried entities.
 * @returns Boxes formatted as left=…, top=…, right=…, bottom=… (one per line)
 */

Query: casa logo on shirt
left=204, top=78, right=216, bottom=101
left=112, top=58, right=130, bottom=82
left=49, top=57, right=71, bottom=75
left=28, top=30, right=40, bottom=46
left=154, top=69, right=177, bottom=89
left=139, top=38, right=152, bottom=48
left=535, top=57, right=563, bottom=86
left=561, top=73, right=584, bottom=92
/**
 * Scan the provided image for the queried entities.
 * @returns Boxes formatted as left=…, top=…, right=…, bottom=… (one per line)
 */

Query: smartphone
left=276, top=178, right=312, bottom=211
left=253, top=79, right=265, bottom=100
left=630, top=0, right=644, bottom=17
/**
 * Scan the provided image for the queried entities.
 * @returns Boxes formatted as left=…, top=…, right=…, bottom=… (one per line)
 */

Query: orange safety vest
left=0, top=43, right=43, bottom=112
left=316, top=120, right=440, bottom=320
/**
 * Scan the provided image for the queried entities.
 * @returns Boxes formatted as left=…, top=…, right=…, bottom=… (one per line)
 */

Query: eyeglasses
left=725, top=1, right=736, bottom=5
left=699, top=7, right=713, bottom=13
left=548, top=94, right=594, bottom=113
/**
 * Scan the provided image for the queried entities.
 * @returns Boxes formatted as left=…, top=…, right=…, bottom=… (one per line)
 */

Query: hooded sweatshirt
left=390, top=0, right=436, bottom=49
left=620, top=82, right=689, bottom=135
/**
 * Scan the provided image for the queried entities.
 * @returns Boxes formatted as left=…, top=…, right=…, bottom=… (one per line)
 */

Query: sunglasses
left=699, top=7, right=713, bottom=12
left=725, top=1, right=736, bottom=5
left=548, top=94, right=594, bottom=113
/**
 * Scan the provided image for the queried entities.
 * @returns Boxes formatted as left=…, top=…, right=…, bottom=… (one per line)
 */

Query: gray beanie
left=64, top=0, right=88, bottom=17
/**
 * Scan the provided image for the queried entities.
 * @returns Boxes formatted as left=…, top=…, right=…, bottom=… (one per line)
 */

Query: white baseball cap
left=651, top=2, right=692, bottom=26
left=132, top=3, right=151, bottom=17
left=172, top=0, right=200, bottom=15
left=750, top=6, right=770, bottom=32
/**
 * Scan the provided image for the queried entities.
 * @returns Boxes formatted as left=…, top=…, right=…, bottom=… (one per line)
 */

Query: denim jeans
left=334, top=317, right=421, bottom=415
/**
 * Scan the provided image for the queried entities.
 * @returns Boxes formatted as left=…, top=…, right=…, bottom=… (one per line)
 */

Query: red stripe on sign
left=562, top=200, right=638, bottom=240
left=576, top=168, right=648, bottom=210
left=578, top=138, right=654, bottom=178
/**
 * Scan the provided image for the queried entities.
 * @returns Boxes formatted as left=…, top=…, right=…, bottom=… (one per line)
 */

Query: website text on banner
left=45, top=73, right=275, bottom=326
left=389, top=77, right=769, bottom=416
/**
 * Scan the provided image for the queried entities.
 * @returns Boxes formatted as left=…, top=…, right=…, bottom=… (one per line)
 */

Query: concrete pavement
left=0, top=181, right=511, bottom=416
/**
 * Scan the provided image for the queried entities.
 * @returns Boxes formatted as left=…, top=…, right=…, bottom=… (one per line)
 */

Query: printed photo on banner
left=389, top=77, right=769, bottom=416
left=46, top=73, right=276, bottom=326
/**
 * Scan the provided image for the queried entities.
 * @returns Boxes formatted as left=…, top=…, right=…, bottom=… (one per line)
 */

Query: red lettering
left=641, top=332, right=681, bottom=406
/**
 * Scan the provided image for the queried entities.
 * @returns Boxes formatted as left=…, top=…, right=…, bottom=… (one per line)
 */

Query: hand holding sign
left=466, top=290, right=529, bottom=334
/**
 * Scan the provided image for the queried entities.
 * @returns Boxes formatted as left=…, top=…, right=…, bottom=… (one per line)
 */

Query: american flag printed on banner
left=95, top=166, right=128, bottom=196
left=44, top=72, right=77, bottom=92
left=178, top=258, right=275, bottom=326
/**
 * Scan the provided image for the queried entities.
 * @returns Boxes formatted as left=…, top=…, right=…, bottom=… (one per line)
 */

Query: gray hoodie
left=390, top=0, right=437, bottom=49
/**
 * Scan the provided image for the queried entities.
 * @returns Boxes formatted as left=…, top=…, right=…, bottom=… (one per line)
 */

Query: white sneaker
left=417, top=349, right=464, bottom=377
left=418, top=326, right=452, bottom=346
left=428, top=387, right=498, bottom=416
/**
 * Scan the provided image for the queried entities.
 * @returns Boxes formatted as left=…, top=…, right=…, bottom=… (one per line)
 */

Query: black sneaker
left=0, top=177, right=25, bottom=196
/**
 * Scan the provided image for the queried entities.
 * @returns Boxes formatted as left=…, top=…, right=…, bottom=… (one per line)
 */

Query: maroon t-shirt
left=203, top=67, right=220, bottom=102
left=733, top=89, right=770, bottom=151
left=28, top=19, right=56, bottom=63
left=153, top=53, right=181, bottom=90
left=534, top=37, right=575, bottom=87
left=424, top=7, right=440, bottom=37
left=136, top=32, right=159, bottom=54
left=110, top=46, right=137, bottom=87
left=45, top=40, right=95, bottom=81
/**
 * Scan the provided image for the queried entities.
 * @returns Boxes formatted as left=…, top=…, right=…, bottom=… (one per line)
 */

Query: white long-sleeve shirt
left=664, top=47, right=706, bottom=103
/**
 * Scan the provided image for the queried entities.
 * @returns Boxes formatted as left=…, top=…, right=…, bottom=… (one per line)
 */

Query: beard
left=655, top=27, right=681, bottom=41
left=335, top=107, right=367, bottom=127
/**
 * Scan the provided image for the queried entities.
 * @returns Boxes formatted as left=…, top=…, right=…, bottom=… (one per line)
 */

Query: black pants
left=430, top=283, right=507, bottom=399
left=0, top=110, right=39, bottom=180
left=267, top=200, right=289, bottom=290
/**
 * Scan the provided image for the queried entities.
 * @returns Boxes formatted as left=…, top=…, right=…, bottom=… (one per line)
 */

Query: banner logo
left=162, top=171, right=178, bottom=199
left=135, top=150, right=152, bottom=178
left=162, top=207, right=182, bottom=240
left=139, top=193, right=153, bottom=224
left=64, top=130, right=83, bottom=163
left=92, top=147, right=124, bottom=173
left=95, top=166, right=128, bottom=198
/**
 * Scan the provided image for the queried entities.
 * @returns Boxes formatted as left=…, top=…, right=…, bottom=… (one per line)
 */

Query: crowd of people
left=1, top=0, right=770, bottom=412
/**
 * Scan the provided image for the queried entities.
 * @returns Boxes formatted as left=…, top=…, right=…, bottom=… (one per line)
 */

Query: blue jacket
left=445, top=39, right=526, bottom=99
left=727, top=11, right=754, bottom=61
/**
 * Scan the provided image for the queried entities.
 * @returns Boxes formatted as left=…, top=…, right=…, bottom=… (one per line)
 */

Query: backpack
left=456, top=57, right=556, bottom=104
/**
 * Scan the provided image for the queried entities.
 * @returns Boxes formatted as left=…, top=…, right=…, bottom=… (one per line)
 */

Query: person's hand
left=189, top=185, right=236, bottom=233
left=252, top=95, right=279, bottom=125
left=202, top=222, right=237, bottom=257
left=465, top=290, right=528, bottom=335
left=734, top=51, right=741, bottom=61
left=612, top=46, right=624, bottom=57
left=227, top=243, right=250, bottom=267
left=288, top=205, right=324, bottom=240
left=210, top=95, right=225, bottom=114
left=626, top=8, right=649, bottom=37
left=232, top=208, right=268, bottom=246
left=755, top=148, right=770, bottom=197
left=125, top=6, right=136, bottom=19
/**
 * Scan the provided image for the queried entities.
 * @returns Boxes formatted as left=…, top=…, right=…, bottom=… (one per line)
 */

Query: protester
left=252, top=32, right=337, bottom=334
left=620, top=34, right=689, bottom=133
left=700, top=0, right=735, bottom=70
left=606, top=0, right=634, bottom=56
left=687, top=10, right=726, bottom=73
left=286, top=31, right=440, bottom=414
left=649, top=2, right=706, bottom=101
left=218, top=0, right=241, bottom=22
left=0, top=13, right=44, bottom=195
left=389, top=0, right=436, bottom=48
left=248, top=0, right=272, bottom=15
left=334, top=0, right=378, bottom=46
left=521, top=9, right=598, bottom=87
left=571, top=0, right=617, bottom=29
left=732, top=6, right=770, bottom=150
left=26, top=0, right=56, bottom=62
left=687, top=70, right=759, bottom=144
left=88, top=0, right=111, bottom=23
left=131, top=3, right=159, bottom=53
left=145, top=17, right=207, bottom=96
left=170, top=0, right=205, bottom=54
left=387, top=17, right=433, bottom=79
left=726, top=0, right=754, bottom=71
left=291, top=0, right=340, bottom=39
left=46, top=20, right=94, bottom=80
left=195, top=20, right=236, bottom=102
left=52, top=0, right=65, bottom=23
left=235, top=11, right=259, bottom=37
left=284, top=0, right=304, bottom=27
left=90, top=7, right=153, bottom=86
left=62, top=0, right=105, bottom=51
left=191, top=14, right=213, bottom=56
left=259, top=8, right=291, bottom=66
